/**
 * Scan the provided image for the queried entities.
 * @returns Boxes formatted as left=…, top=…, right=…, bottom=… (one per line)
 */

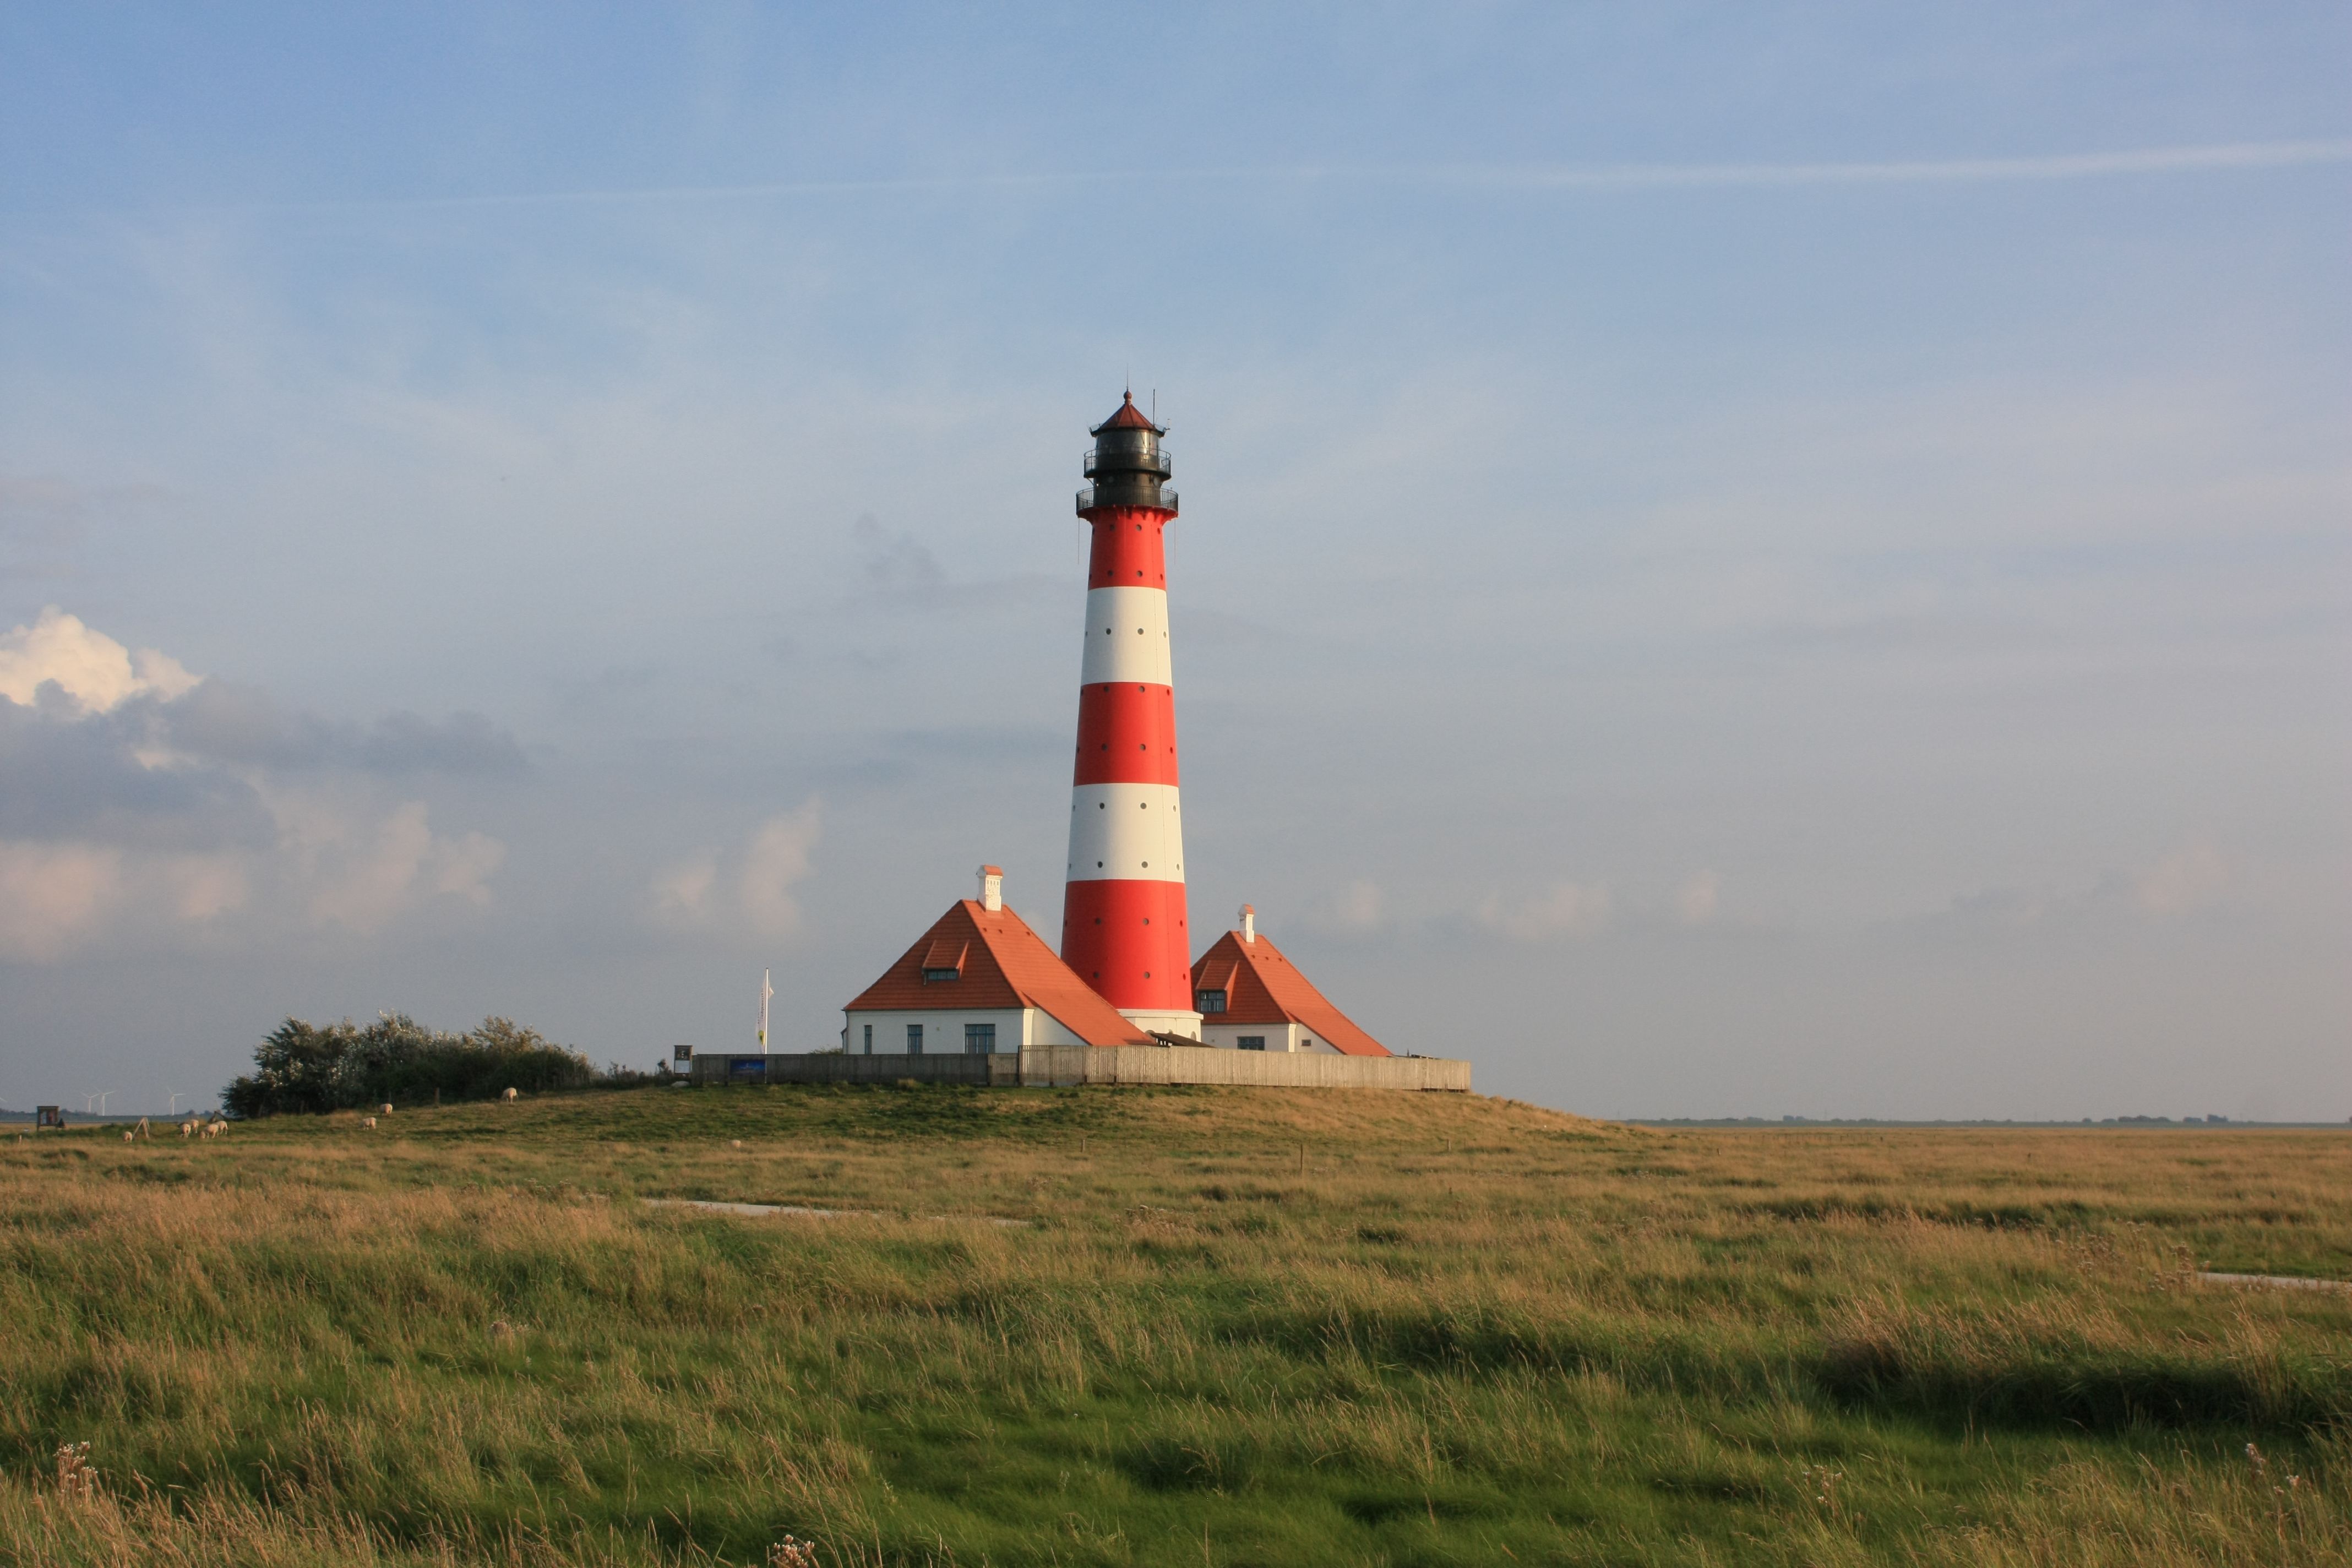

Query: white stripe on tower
left=1066, top=783, right=1184, bottom=881
left=1079, top=587, right=1174, bottom=685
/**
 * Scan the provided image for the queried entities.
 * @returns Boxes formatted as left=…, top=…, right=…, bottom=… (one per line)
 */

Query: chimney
left=1240, top=903, right=1255, bottom=944
left=978, top=865, right=1004, bottom=912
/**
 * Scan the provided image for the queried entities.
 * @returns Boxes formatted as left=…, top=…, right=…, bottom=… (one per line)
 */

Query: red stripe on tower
left=1061, top=393, right=1201, bottom=1037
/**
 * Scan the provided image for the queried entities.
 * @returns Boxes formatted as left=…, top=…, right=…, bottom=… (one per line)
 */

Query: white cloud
left=739, top=802, right=822, bottom=939
left=0, top=607, right=199, bottom=713
left=2138, top=843, right=2228, bottom=917
left=301, top=800, right=507, bottom=933
left=651, top=851, right=719, bottom=921
left=1676, top=870, right=1721, bottom=925
left=0, top=841, right=124, bottom=962
left=649, top=799, right=823, bottom=943
left=1306, top=877, right=1386, bottom=935
left=1476, top=880, right=1614, bottom=941
left=164, top=854, right=249, bottom=922
left=427, top=830, right=505, bottom=906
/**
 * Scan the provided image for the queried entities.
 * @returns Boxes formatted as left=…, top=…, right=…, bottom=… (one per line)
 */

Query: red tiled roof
left=1091, top=390, right=1161, bottom=434
left=1189, top=930, right=1391, bottom=1057
left=846, top=899, right=1151, bottom=1047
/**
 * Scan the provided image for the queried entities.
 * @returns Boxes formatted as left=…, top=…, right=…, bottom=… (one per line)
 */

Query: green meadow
left=1, top=1086, right=2346, bottom=1565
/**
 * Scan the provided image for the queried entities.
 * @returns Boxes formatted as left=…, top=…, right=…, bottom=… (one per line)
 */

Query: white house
left=842, top=868, right=1153, bottom=1055
left=1185, top=906, right=1392, bottom=1055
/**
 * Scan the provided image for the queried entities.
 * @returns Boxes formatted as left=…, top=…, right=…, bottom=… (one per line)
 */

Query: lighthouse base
left=1119, top=1008, right=1205, bottom=1041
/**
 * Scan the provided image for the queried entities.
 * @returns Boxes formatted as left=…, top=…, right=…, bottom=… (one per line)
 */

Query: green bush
left=221, top=1013, right=647, bottom=1118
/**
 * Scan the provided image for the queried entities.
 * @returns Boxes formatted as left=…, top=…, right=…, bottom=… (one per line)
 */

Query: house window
left=1238, top=1036, right=1266, bottom=1052
left=862, top=1023, right=872, bottom=1054
left=1196, top=990, right=1227, bottom=1014
left=923, top=967, right=960, bottom=983
left=965, top=1023, right=996, bottom=1054
left=907, top=1023, right=924, bottom=1054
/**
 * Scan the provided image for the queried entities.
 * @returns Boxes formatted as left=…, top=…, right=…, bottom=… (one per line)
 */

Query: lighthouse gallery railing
left=1076, top=486, right=1178, bottom=515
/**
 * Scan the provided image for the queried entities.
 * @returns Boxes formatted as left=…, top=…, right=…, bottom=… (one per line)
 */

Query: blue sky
left=2, top=3, right=2346, bottom=1119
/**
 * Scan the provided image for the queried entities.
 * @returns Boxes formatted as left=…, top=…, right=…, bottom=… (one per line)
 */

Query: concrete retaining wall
left=690, top=1047, right=1468, bottom=1092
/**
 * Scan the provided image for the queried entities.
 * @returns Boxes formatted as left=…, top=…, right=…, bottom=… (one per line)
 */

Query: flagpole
left=758, top=967, right=772, bottom=1055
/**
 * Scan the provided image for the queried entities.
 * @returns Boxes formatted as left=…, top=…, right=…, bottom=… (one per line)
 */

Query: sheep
left=180, top=1119, right=197, bottom=1140
left=122, top=1130, right=135, bottom=1144
left=500, top=1087, right=518, bottom=1103
left=380, top=1103, right=393, bottom=1115
left=363, top=1115, right=377, bottom=1130
left=203, top=1119, right=227, bottom=1140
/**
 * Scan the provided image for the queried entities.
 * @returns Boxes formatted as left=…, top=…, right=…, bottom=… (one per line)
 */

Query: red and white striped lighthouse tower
left=1061, top=392, right=1201, bottom=1038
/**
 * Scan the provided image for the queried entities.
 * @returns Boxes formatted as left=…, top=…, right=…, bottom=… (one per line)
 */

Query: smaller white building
left=841, top=868, right=1153, bottom=1054
left=1186, top=905, right=1393, bottom=1057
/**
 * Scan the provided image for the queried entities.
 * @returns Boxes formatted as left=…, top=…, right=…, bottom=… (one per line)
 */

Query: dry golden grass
left=0, top=1086, right=2345, bottom=1565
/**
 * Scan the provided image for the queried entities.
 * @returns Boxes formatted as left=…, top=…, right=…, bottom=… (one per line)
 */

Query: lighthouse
left=819, top=390, right=1428, bottom=1079
left=1060, top=392, right=1202, bottom=1038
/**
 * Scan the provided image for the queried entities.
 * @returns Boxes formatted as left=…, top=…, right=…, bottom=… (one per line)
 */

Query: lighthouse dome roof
left=1091, top=391, right=1163, bottom=437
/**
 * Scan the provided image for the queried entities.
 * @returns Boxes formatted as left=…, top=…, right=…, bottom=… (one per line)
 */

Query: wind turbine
left=165, top=1089, right=182, bottom=1116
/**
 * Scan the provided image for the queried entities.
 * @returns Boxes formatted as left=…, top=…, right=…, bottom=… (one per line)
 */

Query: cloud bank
left=0, top=609, right=516, bottom=962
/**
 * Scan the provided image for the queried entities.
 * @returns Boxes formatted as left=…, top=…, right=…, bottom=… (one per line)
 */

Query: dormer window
left=922, top=967, right=961, bottom=982
left=1196, top=989, right=1227, bottom=1014
left=921, top=937, right=967, bottom=983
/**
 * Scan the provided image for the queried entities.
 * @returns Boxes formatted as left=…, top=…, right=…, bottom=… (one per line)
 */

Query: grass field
left=1, top=1085, right=2346, bottom=1566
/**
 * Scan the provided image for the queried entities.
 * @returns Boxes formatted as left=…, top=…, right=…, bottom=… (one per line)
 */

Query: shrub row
left=222, top=1014, right=657, bottom=1118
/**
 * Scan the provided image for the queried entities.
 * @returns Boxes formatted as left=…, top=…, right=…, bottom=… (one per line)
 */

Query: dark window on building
left=907, top=1023, right=924, bottom=1054
left=923, top=967, right=960, bottom=983
left=862, top=1023, right=873, bottom=1054
left=1237, top=1036, right=1266, bottom=1052
left=965, top=1023, right=996, bottom=1054
left=1196, top=990, right=1227, bottom=1014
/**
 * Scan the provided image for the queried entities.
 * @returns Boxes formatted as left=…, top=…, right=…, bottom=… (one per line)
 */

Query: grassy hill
left=1, top=1084, right=2346, bottom=1565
